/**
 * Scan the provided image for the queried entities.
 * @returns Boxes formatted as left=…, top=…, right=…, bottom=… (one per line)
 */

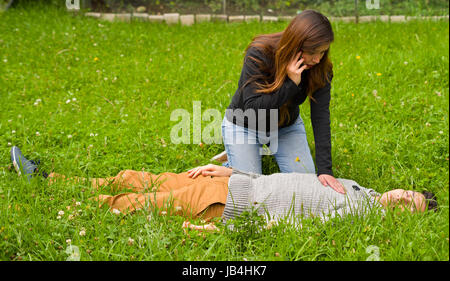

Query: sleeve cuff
left=285, top=76, right=302, bottom=89
left=285, top=77, right=303, bottom=96
left=317, top=169, right=334, bottom=177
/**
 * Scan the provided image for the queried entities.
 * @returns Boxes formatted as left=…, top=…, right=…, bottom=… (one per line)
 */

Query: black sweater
left=225, top=47, right=333, bottom=176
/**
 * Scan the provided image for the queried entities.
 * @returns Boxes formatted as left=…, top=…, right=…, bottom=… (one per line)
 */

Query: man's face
left=381, top=189, right=427, bottom=212
left=301, top=44, right=330, bottom=69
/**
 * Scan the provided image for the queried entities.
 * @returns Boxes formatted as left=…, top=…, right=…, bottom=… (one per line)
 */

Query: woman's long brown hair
left=240, top=10, right=334, bottom=126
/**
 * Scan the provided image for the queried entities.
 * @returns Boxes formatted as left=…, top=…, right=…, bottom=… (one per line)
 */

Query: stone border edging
left=83, top=12, right=449, bottom=25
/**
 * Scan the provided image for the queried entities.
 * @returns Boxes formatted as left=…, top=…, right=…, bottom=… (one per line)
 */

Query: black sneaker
left=10, top=146, right=40, bottom=180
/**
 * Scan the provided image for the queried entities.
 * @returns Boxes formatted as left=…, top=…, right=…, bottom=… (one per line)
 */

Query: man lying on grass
left=10, top=146, right=438, bottom=231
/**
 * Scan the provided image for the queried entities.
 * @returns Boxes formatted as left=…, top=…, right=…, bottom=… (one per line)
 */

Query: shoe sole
left=211, top=151, right=228, bottom=163
left=11, top=147, right=22, bottom=176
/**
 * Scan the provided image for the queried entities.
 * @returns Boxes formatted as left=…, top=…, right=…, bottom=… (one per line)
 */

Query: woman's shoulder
left=245, top=45, right=268, bottom=61
left=246, top=45, right=262, bottom=54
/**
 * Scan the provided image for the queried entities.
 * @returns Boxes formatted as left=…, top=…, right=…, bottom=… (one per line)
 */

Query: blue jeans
left=221, top=115, right=316, bottom=174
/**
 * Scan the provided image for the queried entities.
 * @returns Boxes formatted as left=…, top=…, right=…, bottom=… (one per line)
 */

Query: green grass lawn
left=0, top=4, right=448, bottom=261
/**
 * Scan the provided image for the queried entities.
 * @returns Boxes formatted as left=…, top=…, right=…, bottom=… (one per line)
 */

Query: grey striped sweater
left=222, top=169, right=382, bottom=224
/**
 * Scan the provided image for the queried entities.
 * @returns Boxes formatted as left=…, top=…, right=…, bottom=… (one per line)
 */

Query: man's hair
left=422, top=191, right=438, bottom=212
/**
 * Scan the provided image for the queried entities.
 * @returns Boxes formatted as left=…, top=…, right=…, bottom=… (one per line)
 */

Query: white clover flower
left=36, top=131, right=40, bottom=136
left=12, top=130, right=15, bottom=134
left=66, top=99, right=71, bottom=104
left=266, top=219, right=277, bottom=230
left=127, top=237, right=134, bottom=245
left=439, top=131, right=443, bottom=134
left=58, top=210, right=65, bottom=216
left=79, top=229, right=86, bottom=236
left=67, top=135, right=72, bottom=139
left=175, top=206, right=182, bottom=212
left=112, top=209, right=121, bottom=215
left=3, top=59, right=7, bottom=63
left=72, top=98, right=76, bottom=102
left=404, top=61, right=408, bottom=65
left=68, top=214, right=74, bottom=220
left=75, top=201, right=81, bottom=206
left=8, top=142, right=11, bottom=146
left=57, top=215, right=62, bottom=220
left=66, top=239, right=71, bottom=244
left=161, top=211, right=167, bottom=216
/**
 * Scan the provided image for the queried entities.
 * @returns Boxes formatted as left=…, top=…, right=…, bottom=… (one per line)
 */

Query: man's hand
left=187, top=164, right=232, bottom=178
left=318, top=174, right=346, bottom=194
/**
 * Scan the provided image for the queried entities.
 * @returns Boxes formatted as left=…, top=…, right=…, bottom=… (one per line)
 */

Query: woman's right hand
left=286, top=51, right=307, bottom=86
left=187, top=164, right=232, bottom=179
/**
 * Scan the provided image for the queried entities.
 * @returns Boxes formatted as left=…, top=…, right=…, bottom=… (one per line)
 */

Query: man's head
left=379, top=189, right=438, bottom=213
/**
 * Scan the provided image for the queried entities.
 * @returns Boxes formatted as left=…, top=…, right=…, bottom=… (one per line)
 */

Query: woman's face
left=301, top=44, right=330, bottom=69
left=380, top=189, right=427, bottom=212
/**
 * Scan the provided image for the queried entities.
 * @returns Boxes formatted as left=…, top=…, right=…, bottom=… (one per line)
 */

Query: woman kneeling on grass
left=218, top=10, right=345, bottom=195
left=11, top=146, right=438, bottom=231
